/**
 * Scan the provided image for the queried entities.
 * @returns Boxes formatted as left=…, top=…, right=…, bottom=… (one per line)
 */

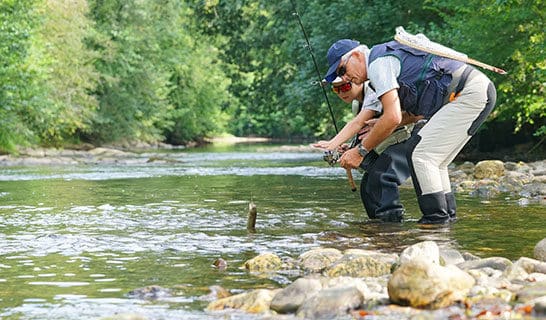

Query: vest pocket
left=417, top=79, right=446, bottom=118
left=398, top=82, right=418, bottom=113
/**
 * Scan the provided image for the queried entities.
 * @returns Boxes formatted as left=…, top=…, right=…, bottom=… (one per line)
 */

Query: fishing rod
left=289, top=0, right=338, bottom=133
left=290, top=0, right=356, bottom=192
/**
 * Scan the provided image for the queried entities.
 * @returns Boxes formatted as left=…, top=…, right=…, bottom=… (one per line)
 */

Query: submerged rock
left=213, top=258, right=228, bottom=270
left=534, top=238, right=546, bottom=262
left=243, top=253, right=282, bottom=272
left=297, top=248, right=343, bottom=274
left=126, top=285, right=171, bottom=300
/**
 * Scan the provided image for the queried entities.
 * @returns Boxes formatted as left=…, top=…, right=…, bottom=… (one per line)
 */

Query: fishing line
left=289, top=0, right=338, bottom=134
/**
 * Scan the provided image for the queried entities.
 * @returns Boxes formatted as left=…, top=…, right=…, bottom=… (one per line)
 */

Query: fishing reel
left=322, top=149, right=357, bottom=192
left=322, top=150, right=340, bottom=166
left=322, top=135, right=360, bottom=167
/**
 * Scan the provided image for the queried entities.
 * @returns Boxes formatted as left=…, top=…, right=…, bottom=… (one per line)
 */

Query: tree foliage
left=0, top=0, right=543, bottom=154
left=87, top=0, right=180, bottom=143
left=429, top=0, right=545, bottom=137
left=0, top=0, right=40, bottom=152
left=27, top=0, right=99, bottom=145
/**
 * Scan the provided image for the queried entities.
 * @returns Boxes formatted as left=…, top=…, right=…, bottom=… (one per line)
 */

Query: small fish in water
left=213, top=258, right=228, bottom=270
left=126, top=285, right=171, bottom=300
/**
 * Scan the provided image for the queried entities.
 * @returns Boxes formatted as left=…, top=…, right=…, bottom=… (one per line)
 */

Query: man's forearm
left=328, top=109, right=375, bottom=149
left=361, top=90, right=402, bottom=151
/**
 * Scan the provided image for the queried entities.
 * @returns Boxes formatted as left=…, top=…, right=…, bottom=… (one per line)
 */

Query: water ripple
left=0, top=202, right=323, bottom=257
left=0, top=165, right=346, bottom=181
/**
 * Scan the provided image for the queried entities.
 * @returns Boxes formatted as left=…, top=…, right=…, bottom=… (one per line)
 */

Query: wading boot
left=376, top=209, right=404, bottom=223
left=445, top=192, right=457, bottom=222
left=417, top=192, right=450, bottom=224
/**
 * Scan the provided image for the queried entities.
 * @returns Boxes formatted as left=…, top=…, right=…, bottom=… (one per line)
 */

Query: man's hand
left=337, top=143, right=349, bottom=154
left=339, top=147, right=363, bottom=169
left=312, top=141, right=350, bottom=154
left=311, top=140, right=331, bottom=150
left=357, top=118, right=378, bottom=141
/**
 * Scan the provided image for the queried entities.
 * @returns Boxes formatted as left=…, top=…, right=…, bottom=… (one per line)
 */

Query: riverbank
left=201, top=238, right=546, bottom=319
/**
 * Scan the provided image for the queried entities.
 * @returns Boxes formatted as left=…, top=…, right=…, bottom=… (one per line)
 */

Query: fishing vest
left=368, top=41, right=464, bottom=118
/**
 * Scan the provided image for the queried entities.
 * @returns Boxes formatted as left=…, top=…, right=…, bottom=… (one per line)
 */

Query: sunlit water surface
left=0, top=143, right=544, bottom=319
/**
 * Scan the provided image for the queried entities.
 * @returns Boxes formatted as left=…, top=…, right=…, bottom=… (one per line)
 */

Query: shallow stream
left=0, top=143, right=544, bottom=319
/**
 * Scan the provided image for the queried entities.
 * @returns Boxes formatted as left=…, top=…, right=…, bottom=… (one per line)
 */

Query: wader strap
left=447, top=65, right=476, bottom=102
left=455, top=66, right=475, bottom=95
left=374, top=123, right=415, bottom=155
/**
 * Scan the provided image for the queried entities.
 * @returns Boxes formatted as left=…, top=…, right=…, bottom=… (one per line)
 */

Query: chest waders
left=359, top=123, right=425, bottom=222
left=355, top=86, right=422, bottom=223
left=369, top=43, right=497, bottom=224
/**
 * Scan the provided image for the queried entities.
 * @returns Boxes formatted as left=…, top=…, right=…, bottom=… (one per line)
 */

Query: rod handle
left=345, top=168, right=357, bottom=192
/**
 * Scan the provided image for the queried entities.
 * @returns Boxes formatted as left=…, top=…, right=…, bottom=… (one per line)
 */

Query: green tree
left=160, top=2, right=232, bottom=144
left=86, top=0, right=173, bottom=143
left=87, top=0, right=230, bottom=145
left=2, top=0, right=543, bottom=154
left=25, top=0, right=99, bottom=145
left=429, top=0, right=545, bottom=141
left=0, top=0, right=40, bottom=153
left=192, top=0, right=445, bottom=139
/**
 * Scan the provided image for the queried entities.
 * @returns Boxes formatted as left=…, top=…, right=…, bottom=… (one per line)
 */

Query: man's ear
left=351, top=50, right=364, bottom=62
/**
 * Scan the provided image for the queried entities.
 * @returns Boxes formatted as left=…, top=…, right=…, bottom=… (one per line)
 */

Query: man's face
left=337, top=51, right=367, bottom=85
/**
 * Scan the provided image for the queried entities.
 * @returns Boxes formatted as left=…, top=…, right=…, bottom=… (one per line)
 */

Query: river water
left=0, top=143, right=544, bottom=319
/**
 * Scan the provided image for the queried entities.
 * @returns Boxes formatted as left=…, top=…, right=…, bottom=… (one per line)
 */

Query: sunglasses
left=337, top=55, right=352, bottom=78
left=332, top=82, right=352, bottom=94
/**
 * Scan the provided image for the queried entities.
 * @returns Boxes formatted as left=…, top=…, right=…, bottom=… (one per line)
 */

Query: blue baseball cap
left=323, top=39, right=360, bottom=83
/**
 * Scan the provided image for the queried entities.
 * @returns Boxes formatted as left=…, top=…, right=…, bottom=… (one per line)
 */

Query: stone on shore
left=457, top=257, right=513, bottom=272
left=515, top=281, right=546, bottom=303
left=270, top=277, right=322, bottom=313
left=474, top=160, right=505, bottom=179
left=399, top=240, right=440, bottom=266
left=387, top=259, right=475, bottom=309
left=204, top=238, right=546, bottom=318
left=535, top=238, right=546, bottom=262
left=296, top=286, right=364, bottom=319
left=439, top=248, right=465, bottom=265
left=206, top=288, right=280, bottom=313
left=532, top=295, right=546, bottom=316
left=504, top=257, right=546, bottom=282
left=325, top=254, right=391, bottom=277
left=297, top=248, right=343, bottom=274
